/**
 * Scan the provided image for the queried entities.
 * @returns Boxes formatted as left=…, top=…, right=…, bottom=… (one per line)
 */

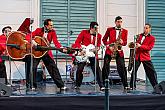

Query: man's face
left=115, top=19, right=122, bottom=28
left=90, top=26, right=98, bottom=34
left=144, top=25, right=151, bottom=35
left=4, top=28, right=11, bottom=36
left=45, top=21, right=53, bottom=31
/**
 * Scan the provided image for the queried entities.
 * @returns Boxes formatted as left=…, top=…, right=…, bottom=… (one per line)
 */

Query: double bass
left=6, top=31, right=55, bottom=59
left=6, top=31, right=80, bottom=60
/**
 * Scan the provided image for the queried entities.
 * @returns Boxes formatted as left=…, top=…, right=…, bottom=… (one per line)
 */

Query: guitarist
left=102, top=16, right=129, bottom=91
left=25, top=19, right=67, bottom=90
left=72, top=22, right=104, bottom=91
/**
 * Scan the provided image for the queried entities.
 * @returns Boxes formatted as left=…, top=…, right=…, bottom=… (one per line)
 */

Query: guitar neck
left=35, top=45, right=62, bottom=51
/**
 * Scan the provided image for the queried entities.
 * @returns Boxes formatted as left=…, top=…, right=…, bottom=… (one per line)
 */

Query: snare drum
left=70, top=65, right=94, bottom=82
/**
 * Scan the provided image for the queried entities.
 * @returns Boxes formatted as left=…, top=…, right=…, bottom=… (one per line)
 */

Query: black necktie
left=116, top=28, right=121, bottom=30
left=115, top=27, right=121, bottom=30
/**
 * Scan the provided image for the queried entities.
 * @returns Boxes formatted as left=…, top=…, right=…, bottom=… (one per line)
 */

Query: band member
left=130, top=23, right=158, bottom=89
left=102, top=16, right=129, bottom=90
left=25, top=19, right=67, bottom=90
left=0, top=26, right=12, bottom=84
left=72, top=22, right=104, bottom=90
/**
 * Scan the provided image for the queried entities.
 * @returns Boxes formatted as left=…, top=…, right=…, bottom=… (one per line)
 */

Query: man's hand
left=32, top=40, right=38, bottom=46
left=119, top=39, right=123, bottom=44
left=62, top=47, right=68, bottom=53
left=109, top=46, right=114, bottom=51
left=136, top=43, right=141, bottom=48
left=78, top=50, right=86, bottom=56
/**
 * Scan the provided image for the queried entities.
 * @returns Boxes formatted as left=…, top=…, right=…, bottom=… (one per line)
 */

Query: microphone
left=93, top=25, right=98, bottom=36
left=4, top=30, right=9, bottom=37
left=94, top=25, right=98, bottom=30
left=134, top=35, right=138, bottom=40
left=70, top=31, right=73, bottom=35
left=30, top=18, right=34, bottom=24
left=68, top=31, right=73, bottom=35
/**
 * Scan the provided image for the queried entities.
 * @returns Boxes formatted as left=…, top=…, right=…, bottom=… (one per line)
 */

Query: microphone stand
left=29, top=19, right=35, bottom=91
left=8, top=55, right=12, bottom=86
left=26, top=18, right=38, bottom=94
left=6, top=32, right=12, bottom=85
left=89, top=30, right=98, bottom=95
left=94, top=31, right=98, bottom=93
left=65, top=31, right=72, bottom=83
left=132, top=35, right=137, bottom=91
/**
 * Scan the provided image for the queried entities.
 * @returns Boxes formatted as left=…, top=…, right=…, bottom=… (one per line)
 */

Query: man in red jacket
left=25, top=19, right=67, bottom=90
left=0, top=26, right=12, bottom=84
left=130, top=23, right=158, bottom=89
left=102, top=16, right=129, bottom=90
left=72, top=22, right=104, bottom=90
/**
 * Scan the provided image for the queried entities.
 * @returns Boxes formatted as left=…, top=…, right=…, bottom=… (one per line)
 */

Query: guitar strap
left=42, top=33, right=50, bottom=47
left=43, top=27, right=51, bottom=45
left=91, top=35, right=94, bottom=44
left=43, top=32, right=48, bottom=39
left=81, top=34, right=84, bottom=45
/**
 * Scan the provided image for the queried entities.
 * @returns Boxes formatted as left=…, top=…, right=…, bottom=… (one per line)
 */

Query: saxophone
left=110, top=29, right=123, bottom=58
left=128, top=34, right=140, bottom=71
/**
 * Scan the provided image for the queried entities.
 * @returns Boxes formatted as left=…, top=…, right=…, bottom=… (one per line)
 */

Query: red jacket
left=0, top=34, right=7, bottom=50
left=135, top=33, right=155, bottom=61
left=73, top=29, right=102, bottom=48
left=72, top=29, right=102, bottom=59
left=26, top=28, right=62, bottom=58
left=102, top=27, right=128, bottom=57
left=0, top=34, right=7, bottom=62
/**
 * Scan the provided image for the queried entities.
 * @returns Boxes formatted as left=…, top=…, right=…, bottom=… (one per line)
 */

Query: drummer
left=0, top=26, right=12, bottom=84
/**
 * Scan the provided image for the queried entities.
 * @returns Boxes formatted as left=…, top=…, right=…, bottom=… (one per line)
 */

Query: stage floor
left=11, top=80, right=154, bottom=97
left=1, top=80, right=165, bottom=110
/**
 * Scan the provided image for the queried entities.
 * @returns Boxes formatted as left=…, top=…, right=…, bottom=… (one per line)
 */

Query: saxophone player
left=130, top=23, right=158, bottom=90
left=102, top=16, right=129, bottom=91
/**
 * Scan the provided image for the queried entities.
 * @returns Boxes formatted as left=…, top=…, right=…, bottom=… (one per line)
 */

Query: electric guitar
left=75, top=44, right=96, bottom=62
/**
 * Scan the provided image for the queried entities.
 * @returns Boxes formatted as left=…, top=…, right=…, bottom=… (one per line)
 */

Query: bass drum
left=70, top=65, right=94, bottom=83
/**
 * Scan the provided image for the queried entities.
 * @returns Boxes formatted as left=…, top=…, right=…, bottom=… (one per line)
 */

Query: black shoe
left=124, top=87, right=131, bottom=93
left=130, top=87, right=136, bottom=90
left=100, top=87, right=105, bottom=91
left=125, top=87, right=130, bottom=90
left=74, top=86, right=80, bottom=90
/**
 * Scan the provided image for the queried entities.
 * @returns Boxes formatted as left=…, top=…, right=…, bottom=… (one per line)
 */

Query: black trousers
left=75, top=57, right=104, bottom=88
left=130, top=59, right=158, bottom=89
left=102, top=54, right=128, bottom=88
left=25, top=54, right=64, bottom=88
left=0, top=61, right=7, bottom=84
